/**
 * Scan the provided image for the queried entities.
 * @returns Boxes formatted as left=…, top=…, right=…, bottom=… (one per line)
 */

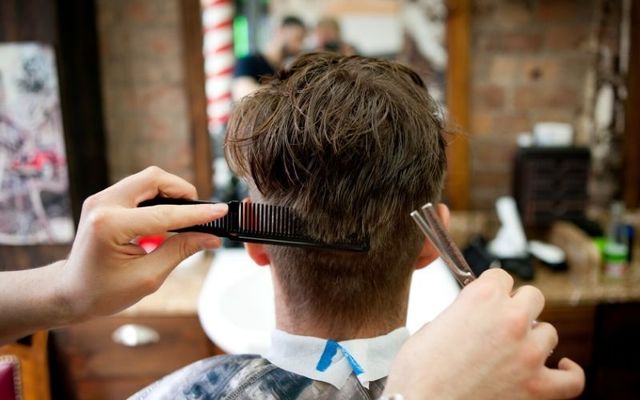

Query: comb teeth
left=202, top=201, right=307, bottom=239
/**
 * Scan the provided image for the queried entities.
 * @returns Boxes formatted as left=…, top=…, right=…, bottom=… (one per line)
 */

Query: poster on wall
left=0, top=42, right=74, bottom=245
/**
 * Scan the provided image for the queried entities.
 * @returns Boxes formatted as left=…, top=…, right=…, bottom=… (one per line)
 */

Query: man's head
left=226, top=53, right=447, bottom=336
left=315, top=17, right=341, bottom=49
left=276, top=16, right=306, bottom=59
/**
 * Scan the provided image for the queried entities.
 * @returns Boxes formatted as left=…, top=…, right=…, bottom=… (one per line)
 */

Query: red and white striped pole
left=201, top=0, right=234, bottom=135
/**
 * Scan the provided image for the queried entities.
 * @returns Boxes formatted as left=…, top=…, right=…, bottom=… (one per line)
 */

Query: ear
left=413, top=203, right=450, bottom=270
left=242, top=196, right=271, bottom=267
left=245, top=242, right=271, bottom=266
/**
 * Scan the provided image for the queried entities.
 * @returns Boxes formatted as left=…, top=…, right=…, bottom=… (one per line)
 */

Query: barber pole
left=201, top=0, right=234, bottom=134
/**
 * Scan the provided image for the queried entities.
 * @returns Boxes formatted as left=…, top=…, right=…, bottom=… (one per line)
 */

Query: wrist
left=47, top=260, right=85, bottom=326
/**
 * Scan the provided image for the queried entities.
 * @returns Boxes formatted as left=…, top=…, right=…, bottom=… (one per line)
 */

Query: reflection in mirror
left=270, top=0, right=447, bottom=106
left=203, top=0, right=451, bottom=213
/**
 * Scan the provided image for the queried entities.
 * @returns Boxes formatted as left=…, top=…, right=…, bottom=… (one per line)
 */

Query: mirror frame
left=445, top=0, right=470, bottom=210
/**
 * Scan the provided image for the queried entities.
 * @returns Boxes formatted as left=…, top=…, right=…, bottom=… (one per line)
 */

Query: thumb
left=145, top=232, right=220, bottom=278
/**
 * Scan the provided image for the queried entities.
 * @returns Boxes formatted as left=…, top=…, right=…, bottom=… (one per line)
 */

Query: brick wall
left=469, top=0, right=598, bottom=209
left=97, top=0, right=194, bottom=183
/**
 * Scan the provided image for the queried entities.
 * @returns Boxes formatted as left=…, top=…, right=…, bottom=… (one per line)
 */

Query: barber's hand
left=55, top=166, right=227, bottom=322
left=384, top=268, right=584, bottom=400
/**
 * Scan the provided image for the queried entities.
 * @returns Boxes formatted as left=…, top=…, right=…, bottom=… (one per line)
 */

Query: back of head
left=226, top=53, right=447, bottom=335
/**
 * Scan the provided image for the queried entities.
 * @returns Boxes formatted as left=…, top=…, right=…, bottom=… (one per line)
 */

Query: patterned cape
left=130, top=354, right=386, bottom=400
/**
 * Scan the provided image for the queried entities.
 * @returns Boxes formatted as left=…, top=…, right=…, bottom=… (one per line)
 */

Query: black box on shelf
left=513, top=147, right=591, bottom=228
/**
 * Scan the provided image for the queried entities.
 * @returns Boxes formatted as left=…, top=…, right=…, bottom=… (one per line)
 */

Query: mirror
left=203, top=0, right=469, bottom=208
left=244, top=0, right=448, bottom=107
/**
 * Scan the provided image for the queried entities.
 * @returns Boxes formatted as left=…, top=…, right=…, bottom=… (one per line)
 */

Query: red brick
left=125, top=0, right=151, bottom=23
left=481, top=32, right=543, bottom=52
left=558, top=56, right=590, bottom=86
left=544, top=26, right=589, bottom=50
left=472, top=170, right=512, bottom=188
left=129, top=27, right=181, bottom=59
left=489, top=56, right=520, bottom=84
left=473, top=84, right=506, bottom=110
left=130, top=56, right=182, bottom=84
left=514, top=85, right=579, bottom=109
left=537, top=0, right=574, bottom=20
left=530, top=108, right=575, bottom=123
left=470, top=187, right=511, bottom=210
left=471, top=113, right=494, bottom=136
left=135, top=84, right=187, bottom=117
left=537, top=0, right=594, bottom=22
left=472, top=58, right=491, bottom=81
left=471, top=112, right=531, bottom=137
left=491, top=113, right=531, bottom=135
left=471, top=0, right=499, bottom=24
left=470, top=137, right=517, bottom=171
left=472, top=0, right=533, bottom=30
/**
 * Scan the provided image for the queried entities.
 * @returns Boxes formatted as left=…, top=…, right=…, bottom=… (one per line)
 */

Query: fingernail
left=210, top=203, right=228, bottom=214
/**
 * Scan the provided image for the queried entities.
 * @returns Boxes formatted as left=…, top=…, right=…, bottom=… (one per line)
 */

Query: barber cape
left=131, top=327, right=409, bottom=400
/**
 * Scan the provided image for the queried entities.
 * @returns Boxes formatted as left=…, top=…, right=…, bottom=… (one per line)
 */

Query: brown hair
left=226, top=53, right=447, bottom=336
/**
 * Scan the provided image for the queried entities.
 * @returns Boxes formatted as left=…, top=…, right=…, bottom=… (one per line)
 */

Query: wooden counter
left=522, top=263, right=640, bottom=306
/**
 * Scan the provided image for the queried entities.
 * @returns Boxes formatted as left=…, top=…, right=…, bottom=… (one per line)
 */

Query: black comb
left=138, top=197, right=369, bottom=252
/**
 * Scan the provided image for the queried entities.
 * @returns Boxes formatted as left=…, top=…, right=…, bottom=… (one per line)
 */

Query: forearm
left=0, top=260, right=73, bottom=345
left=0, top=167, right=227, bottom=347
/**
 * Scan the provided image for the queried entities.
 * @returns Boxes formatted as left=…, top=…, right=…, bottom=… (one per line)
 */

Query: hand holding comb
left=139, top=197, right=369, bottom=252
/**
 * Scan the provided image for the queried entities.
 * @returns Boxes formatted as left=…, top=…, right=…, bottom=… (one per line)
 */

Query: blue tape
left=315, top=340, right=364, bottom=376
left=340, top=345, right=364, bottom=376
left=316, top=340, right=339, bottom=372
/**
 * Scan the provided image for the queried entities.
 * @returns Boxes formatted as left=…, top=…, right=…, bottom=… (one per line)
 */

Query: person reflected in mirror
left=314, top=16, right=357, bottom=56
left=232, top=15, right=306, bottom=101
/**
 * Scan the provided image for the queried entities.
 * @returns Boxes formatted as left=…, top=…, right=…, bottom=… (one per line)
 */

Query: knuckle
left=188, top=183, right=198, bottom=197
left=524, top=377, right=545, bottom=398
left=567, top=374, right=586, bottom=397
left=483, top=267, right=513, bottom=286
left=524, top=285, right=546, bottom=308
left=82, top=194, right=99, bottom=212
left=86, top=207, right=113, bottom=233
left=140, top=274, right=162, bottom=293
left=503, top=308, right=530, bottom=340
left=178, top=239, right=197, bottom=261
left=520, top=346, right=544, bottom=369
left=145, top=165, right=164, bottom=177
left=466, top=279, right=500, bottom=302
